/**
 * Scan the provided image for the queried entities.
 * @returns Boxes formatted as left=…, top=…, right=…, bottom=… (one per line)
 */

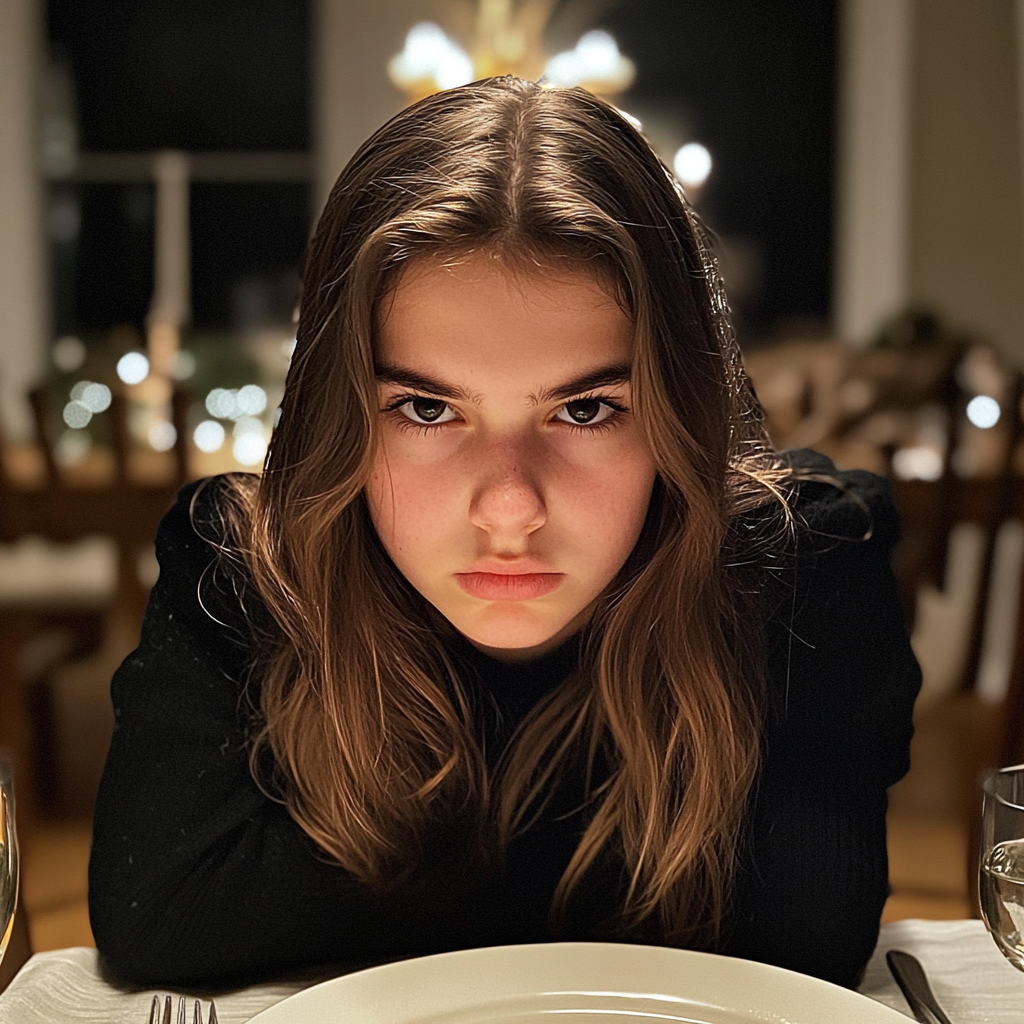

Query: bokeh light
left=389, top=23, right=473, bottom=92
left=544, top=31, right=634, bottom=91
left=233, top=431, right=267, bottom=466
left=172, top=350, right=197, bottom=380
left=148, top=420, right=177, bottom=451
left=62, top=400, right=92, bottom=429
left=80, top=382, right=112, bottom=413
left=205, top=387, right=239, bottom=419
left=892, top=446, right=943, bottom=481
left=52, top=336, right=86, bottom=372
left=236, top=384, right=268, bottom=416
left=966, top=395, right=1000, bottom=429
left=54, top=428, right=92, bottom=466
left=117, top=351, right=150, bottom=385
left=193, top=420, right=226, bottom=453
left=673, top=143, right=713, bottom=188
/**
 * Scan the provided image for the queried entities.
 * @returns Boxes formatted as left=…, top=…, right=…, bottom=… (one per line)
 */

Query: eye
left=554, top=398, right=618, bottom=427
left=394, top=397, right=459, bottom=426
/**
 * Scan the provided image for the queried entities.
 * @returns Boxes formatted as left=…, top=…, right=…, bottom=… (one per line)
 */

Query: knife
left=886, top=949, right=954, bottom=1024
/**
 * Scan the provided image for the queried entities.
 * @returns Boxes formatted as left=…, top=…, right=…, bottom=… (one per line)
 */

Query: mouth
left=455, top=572, right=564, bottom=601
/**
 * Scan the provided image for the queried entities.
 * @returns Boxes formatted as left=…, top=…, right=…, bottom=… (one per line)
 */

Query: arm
left=724, top=456, right=921, bottom=987
left=88, top=477, right=380, bottom=986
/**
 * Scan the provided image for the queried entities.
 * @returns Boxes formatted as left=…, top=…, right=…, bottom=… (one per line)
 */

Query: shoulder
left=150, top=472, right=262, bottom=648
left=759, top=451, right=920, bottom=787
left=779, top=448, right=901, bottom=554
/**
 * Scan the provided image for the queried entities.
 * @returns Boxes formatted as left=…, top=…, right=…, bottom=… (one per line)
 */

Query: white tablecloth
left=1, top=919, right=1022, bottom=1023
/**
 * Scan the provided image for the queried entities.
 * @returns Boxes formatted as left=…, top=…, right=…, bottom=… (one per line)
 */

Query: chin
left=451, top=603, right=586, bottom=661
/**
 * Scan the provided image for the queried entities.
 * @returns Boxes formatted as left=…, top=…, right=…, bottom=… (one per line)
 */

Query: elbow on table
left=89, top=899, right=194, bottom=988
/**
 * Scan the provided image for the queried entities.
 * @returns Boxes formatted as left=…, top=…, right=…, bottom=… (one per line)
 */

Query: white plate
left=247, top=942, right=909, bottom=1023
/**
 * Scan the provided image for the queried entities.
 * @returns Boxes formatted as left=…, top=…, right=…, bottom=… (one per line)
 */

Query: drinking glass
left=0, top=759, right=18, bottom=970
left=980, top=764, right=1024, bottom=971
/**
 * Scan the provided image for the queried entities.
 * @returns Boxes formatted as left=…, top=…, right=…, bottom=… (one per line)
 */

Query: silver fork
left=147, top=994, right=219, bottom=1024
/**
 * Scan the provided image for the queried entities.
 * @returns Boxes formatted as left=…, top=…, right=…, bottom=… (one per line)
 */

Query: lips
left=455, top=568, right=564, bottom=601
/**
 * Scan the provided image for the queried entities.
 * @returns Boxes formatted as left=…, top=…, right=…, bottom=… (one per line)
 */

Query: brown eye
left=397, top=398, right=457, bottom=425
left=557, top=399, right=613, bottom=426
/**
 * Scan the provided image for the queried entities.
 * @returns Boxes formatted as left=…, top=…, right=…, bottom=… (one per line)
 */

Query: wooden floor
left=16, top=691, right=992, bottom=954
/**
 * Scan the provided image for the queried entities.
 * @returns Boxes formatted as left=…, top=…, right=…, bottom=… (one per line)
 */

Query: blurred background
left=1, top=0, right=1023, bottom=967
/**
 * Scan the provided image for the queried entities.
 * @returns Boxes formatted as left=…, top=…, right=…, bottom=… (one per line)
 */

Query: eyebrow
left=374, top=363, right=631, bottom=406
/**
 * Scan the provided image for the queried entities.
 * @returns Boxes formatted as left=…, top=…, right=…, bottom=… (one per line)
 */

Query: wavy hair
left=223, top=77, right=791, bottom=948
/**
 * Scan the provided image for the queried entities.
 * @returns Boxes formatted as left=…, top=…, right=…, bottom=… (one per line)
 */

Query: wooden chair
left=0, top=387, right=192, bottom=818
left=883, top=369, right=1024, bottom=916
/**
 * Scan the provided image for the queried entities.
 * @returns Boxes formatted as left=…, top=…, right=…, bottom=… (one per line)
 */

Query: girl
left=89, top=78, right=920, bottom=990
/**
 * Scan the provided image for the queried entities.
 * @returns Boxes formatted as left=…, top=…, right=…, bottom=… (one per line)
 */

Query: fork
left=147, top=994, right=219, bottom=1024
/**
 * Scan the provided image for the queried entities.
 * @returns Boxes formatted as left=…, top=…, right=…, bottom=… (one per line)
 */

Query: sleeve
left=88, top=477, right=382, bottom=987
left=722, top=451, right=922, bottom=988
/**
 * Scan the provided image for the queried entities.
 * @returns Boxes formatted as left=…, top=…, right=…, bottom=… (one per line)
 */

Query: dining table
left=0, top=918, right=1021, bottom=1023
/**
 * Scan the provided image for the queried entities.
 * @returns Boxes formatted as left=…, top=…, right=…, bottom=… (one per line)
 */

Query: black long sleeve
left=89, top=451, right=920, bottom=988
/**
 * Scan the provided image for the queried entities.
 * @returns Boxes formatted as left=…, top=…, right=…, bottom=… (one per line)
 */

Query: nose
left=468, top=435, right=547, bottom=541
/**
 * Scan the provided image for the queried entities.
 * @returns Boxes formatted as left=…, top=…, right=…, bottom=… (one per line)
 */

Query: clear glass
left=0, top=759, right=18, bottom=969
left=980, top=764, right=1024, bottom=971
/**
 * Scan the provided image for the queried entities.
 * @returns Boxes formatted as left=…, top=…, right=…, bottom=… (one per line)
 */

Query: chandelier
left=388, top=0, right=634, bottom=102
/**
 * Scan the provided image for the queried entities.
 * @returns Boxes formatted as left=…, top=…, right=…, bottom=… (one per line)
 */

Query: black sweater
left=88, top=450, right=921, bottom=990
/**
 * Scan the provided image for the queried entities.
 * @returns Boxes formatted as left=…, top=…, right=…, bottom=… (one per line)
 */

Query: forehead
left=375, top=254, right=634, bottom=377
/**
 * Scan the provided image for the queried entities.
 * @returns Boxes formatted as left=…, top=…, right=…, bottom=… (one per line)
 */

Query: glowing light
left=282, top=339, right=297, bottom=360
left=205, top=388, right=239, bottom=420
left=892, top=446, right=943, bottom=481
left=80, top=382, right=111, bottom=413
left=117, top=351, right=150, bottom=385
left=54, top=429, right=91, bottom=466
left=148, top=420, right=177, bottom=452
left=232, top=416, right=264, bottom=438
left=389, top=23, right=473, bottom=92
left=62, top=400, right=92, bottom=429
left=193, top=420, right=226, bottom=453
left=674, top=143, right=713, bottom=188
left=52, top=336, right=86, bottom=372
left=967, top=395, right=1000, bottom=429
left=171, top=350, right=196, bottom=380
left=236, top=384, right=268, bottom=416
left=543, top=31, right=635, bottom=92
left=233, top=431, right=267, bottom=466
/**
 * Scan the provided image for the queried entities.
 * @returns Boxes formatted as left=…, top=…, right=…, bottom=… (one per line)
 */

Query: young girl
left=88, top=77, right=920, bottom=990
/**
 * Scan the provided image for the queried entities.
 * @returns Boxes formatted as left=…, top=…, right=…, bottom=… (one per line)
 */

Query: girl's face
left=366, top=253, right=658, bottom=662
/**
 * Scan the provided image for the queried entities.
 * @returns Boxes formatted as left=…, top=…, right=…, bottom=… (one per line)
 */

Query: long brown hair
left=222, top=77, right=790, bottom=947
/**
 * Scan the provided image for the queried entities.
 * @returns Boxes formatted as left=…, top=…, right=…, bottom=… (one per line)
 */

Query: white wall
left=834, top=0, right=911, bottom=347
left=836, top=0, right=1024, bottom=367
left=0, top=0, right=47, bottom=441
left=908, top=0, right=1024, bottom=367
left=313, top=0, right=434, bottom=217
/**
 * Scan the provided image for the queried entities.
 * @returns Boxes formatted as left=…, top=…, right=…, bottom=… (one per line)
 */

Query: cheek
left=366, top=448, right=461, bottom=555
left=557, top=452, right=656, bottom=565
